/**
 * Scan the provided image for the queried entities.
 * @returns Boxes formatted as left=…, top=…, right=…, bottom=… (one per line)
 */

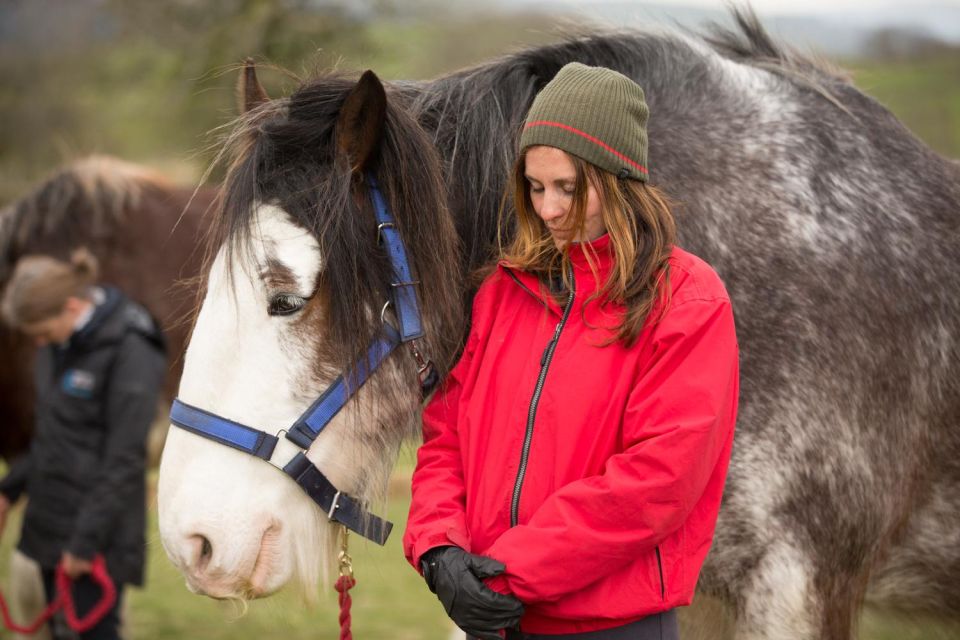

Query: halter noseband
left=170, top=176, right=433, bottom=545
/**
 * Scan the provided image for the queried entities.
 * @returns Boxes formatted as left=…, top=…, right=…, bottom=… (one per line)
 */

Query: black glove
left=421, top=546, right=524, bottom=640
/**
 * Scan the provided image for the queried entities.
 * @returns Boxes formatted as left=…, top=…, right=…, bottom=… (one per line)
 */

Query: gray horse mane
left=702, top=8, right=842, bottom=77
left=407, top=7, right=854, bottom=278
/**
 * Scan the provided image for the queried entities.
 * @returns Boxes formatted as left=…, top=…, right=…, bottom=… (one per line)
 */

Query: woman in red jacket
left=404, top=62, right=739, bottom=640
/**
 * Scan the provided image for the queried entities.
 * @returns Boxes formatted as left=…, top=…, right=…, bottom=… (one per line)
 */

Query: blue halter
left=170, top=176, right=430, bottom=545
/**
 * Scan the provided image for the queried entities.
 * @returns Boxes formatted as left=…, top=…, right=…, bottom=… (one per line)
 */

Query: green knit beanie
left=520, top=62, right=649, bottom=182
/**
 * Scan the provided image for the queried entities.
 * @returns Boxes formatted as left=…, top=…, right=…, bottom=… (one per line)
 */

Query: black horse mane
left=213, top=74, right=464, bottom=374
left=0, top=156, right=170, bottom=286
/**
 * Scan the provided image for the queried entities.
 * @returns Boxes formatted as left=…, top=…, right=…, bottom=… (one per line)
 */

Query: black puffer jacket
left=0, top=287, right=165, bottom=585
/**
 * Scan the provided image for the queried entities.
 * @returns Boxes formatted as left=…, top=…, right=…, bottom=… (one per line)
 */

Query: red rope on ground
left=0, top=555, right=116, bottom=635
left=0, top=589, right=61, bottom=635
left=334, top=574, right=357, bottom=640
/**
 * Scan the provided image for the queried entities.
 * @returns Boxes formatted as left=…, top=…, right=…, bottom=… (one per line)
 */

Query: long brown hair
left=499, top=150, right=676, bottom=346
left=1, top=249, right=98, bottom=327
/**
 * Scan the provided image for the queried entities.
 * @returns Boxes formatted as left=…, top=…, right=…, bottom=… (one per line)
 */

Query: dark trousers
left=40, top=569, right=124, bottom=640
left=499, top=610, right=679, bottom=640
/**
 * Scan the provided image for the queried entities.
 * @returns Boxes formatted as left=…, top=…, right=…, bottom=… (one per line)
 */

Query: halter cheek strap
left=370, top=177, right=424, bottom=342
left=169, top=177, right=430, bottom=546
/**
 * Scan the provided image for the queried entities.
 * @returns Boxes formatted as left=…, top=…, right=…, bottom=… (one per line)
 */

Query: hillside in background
left=1, top=0, right=957, bottom=202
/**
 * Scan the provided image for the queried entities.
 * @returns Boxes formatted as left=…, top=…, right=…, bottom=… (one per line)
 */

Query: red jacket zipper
left=509, top=268, right=576, bottom=527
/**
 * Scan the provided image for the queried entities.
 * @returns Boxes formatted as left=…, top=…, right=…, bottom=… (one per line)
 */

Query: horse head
left=157, top=63, right=462, bottom=600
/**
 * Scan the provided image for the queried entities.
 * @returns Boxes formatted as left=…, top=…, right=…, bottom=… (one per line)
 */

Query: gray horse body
left=401, top=16, right=960, bottom=640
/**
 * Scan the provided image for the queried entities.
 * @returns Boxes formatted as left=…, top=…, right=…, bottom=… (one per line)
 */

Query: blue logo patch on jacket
left=61, top=369, right=96, bottom=399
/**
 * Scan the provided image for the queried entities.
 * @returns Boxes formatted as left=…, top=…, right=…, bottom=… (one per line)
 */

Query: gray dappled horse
left=157, top=10, right=960, bottom=639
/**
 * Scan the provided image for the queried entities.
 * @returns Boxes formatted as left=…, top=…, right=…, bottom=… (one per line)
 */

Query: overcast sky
left=492, top=0, right=960, bottom=50
left=515, top=0, right=960, bottom=14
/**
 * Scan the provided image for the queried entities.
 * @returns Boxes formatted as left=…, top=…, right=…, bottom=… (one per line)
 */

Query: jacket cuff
left=484, top=573, right=513, bottom=596
left=410, top=535, right=452, bottom=572
left=408, top=526, right=471, bottom=572
left=66, top=533, right=98, bottom=562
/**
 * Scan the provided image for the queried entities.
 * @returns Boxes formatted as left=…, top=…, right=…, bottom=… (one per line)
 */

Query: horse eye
left=267, top=293, right=306, bottom=317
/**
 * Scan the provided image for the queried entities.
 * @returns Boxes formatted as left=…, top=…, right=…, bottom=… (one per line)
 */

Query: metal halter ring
left=380, top=300, right=404, bottom=336
left=377, top=221, right=396, bottom=245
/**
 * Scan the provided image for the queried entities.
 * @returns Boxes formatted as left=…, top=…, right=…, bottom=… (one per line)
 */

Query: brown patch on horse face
left=258, top=254, right=339, bottom=384
left=259, top=257, right=300, bottom=294
left=239, top=58, right=270, bottom=114
left=335, top=70, right=387, bottom=174
left=296, top=288, right=341, bottom=385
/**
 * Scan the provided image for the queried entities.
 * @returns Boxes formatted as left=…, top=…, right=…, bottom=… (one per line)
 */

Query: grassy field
left=2, top=449, right=960, bottom=639
left=850, top=54, right=960, bottom=160
left=0, top=450, right=453, bottom=640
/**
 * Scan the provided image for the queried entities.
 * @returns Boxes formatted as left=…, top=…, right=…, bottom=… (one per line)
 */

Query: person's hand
left=60, top=551, right=94, bottom=579
left=421, top=546, right=524, bottom=640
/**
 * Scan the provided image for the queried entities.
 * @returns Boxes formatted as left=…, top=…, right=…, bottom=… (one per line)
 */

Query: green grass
left=126, top=453, right=451, bottom=639
left=860, top=610, right=960, bottom=640
left=0, top=450, right=452, bottom=640
left=849, top=54, right=960, bottom=159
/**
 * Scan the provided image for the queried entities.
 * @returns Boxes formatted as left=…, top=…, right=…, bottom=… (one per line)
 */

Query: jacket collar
left=500, top=234, right=616, bottom=317
left=71, top=287, right=123, bottom=343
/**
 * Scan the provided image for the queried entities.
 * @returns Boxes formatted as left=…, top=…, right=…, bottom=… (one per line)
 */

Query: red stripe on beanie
left=524, top=120, right=649, bottom=175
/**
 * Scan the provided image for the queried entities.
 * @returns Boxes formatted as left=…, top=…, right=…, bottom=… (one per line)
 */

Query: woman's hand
left=60, top=551, right=94, bottom=579
left=421, top=546, right=524, bottom=640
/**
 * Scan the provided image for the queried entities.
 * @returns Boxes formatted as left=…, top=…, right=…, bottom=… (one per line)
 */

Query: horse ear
left=238, top=57, right=270, bottom=114
left=336, top=70, right=387, bottom=174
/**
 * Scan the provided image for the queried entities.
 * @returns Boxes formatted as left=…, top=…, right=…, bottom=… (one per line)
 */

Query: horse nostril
left=190, top=534, right=214, bottom=571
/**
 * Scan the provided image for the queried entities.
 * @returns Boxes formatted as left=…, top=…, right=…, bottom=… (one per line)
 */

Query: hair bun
left=70, top=247, right=100, bottom=282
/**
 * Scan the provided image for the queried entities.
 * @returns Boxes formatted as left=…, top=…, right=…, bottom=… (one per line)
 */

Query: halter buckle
left=327, top=490, right=343, bottom=521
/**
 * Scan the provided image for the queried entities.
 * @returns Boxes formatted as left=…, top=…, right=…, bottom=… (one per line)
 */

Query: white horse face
left=157, top=204, right=394, bottom=600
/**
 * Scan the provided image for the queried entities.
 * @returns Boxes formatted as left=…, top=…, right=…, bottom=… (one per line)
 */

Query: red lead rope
left=0, top=587, right=59, bottom=635
left=0, top=555, right=116, bottom=635
left=334, top=574, right=356, bottom=640
left=335, top=525, right=356, bottom=640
